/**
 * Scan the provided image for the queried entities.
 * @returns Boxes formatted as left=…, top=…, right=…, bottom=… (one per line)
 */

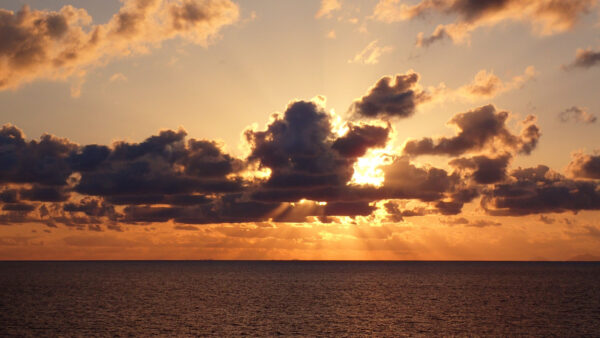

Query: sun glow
left=349, top=149, right=392, bottom=187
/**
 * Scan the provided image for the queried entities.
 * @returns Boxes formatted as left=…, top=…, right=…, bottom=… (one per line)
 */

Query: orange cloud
left=315, top=0, right=342, bottom=19
left=372, top=0, right=596, bottom=46
left=0, top=0, right=239, bottom=94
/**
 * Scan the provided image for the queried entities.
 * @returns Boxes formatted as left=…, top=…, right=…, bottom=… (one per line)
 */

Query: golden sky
left=1, top=0, right=599, bottom=260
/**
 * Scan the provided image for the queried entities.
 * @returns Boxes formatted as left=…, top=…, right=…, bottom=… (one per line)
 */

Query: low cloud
left=1, top=69, right=598, bottom=229
left=481, top=167, right=600, bottom=216
left=567, top=152, right=600, bottom=179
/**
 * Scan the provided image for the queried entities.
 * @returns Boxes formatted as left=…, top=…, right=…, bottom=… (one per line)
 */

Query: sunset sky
left=1, top=0, right=599, bottom=260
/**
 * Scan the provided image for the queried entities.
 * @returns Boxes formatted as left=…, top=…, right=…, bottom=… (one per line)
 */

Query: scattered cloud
left=316, top=0, right=342, bottom=19
left=0, top=0, right=240, bottom=95
left=457, top=66, right=537, bottom=99
left=349, top=71, right=430, bottom=119
left=403, top=104, right=540, bottom=157
left=563, top=48, right=600, bottom=70
left=372, top=0, right=597, bottom=47
left=559, top=106, right=597, bottom=124
left=109, top=73, right=128, bottom=83
left=348, top=40, right=393, bottom=65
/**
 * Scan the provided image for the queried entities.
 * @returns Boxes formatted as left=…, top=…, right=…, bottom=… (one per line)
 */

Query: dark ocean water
left=1, top=261, right=599, bottom=336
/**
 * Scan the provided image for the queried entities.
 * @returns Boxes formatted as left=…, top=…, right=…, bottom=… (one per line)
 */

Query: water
left=1, top=261, right=599, bottom=336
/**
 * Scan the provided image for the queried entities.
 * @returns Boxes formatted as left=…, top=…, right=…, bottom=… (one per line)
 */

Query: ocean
left=1, top=261, right=599, bottom=336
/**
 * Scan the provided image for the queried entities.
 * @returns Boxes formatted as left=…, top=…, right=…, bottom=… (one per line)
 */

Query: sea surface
left=1, top=261, right=599, bottom=336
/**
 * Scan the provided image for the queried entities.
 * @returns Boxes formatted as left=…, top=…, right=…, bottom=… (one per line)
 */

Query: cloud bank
left=1, top=69, right=598, bottom=231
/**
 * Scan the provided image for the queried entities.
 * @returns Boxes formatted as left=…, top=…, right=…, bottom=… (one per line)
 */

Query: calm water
left=1, top=261, right=599, bottom=336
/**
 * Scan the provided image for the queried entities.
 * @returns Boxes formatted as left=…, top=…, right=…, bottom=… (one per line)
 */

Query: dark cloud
left=441, top=217, right=470, bottom=226
left=0, top=189, right=18, bottom=203
left=324, top=201, right=376, bottom=216
left=0, top=124, right=78, bottom=186
left=441, top=216, right=501, bottom=227
left=74, top=129, right=244, bottom=198
left=2, top=203, right=36, bottom=212
left=467, top=219, right=502, bottom=228
left=174, top=225, right=200, bottom=231
left=384, top=201, right=429, bottom=222
left=63, top=197, right=118, bottom=218
left=349, top=72, right=431, bottom=119
left=567, top=152, right=600, bottom=179
left=332, top=123, right=390, bottom=158
left=19, top=186, right=70, bottom=202
left=434, top=200, right=464, bottom=215
left=245, top=100, right=389, bottom=204
left=403, top=105, right=540, bottom=157
left=563, top=48, right=600, bottom=70
left=539, top=215, right=555, bottom=224
left=558, top=106, right=597, bottom=124
left=511, top=165, right=553, bottom=183
left=381, top=157, right=459, bottom=201
left=450, top=154, right=511, bottom=184
left=481, top=171, right=600, bottom=216
left=1, top=67, right=597, bottom=229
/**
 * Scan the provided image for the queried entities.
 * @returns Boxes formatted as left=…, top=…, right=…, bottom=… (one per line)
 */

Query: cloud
left=332, top=123, right=390, bottom=157
left=372, top=0, right=596, bottom=47
left=403, top=104, right=540, bottom=157
left=449, top=154, right=511, bottom=184
left=0, top=124, right=78, bottom=186
left=441, top=216, right=503, bottom=228
left=481, top=167, right=600, bottom=216
left=0, top=0, right=239, bottom=94
left=457, top=66, right=537, bottom=99
left=315, top=0, right=342, bottom=19
left=539, top=214, right=555, bottom=224
left=381, top=157, right=459, bottom=202
left=74, top=129, right=244, bottom=198
left=468, top=219, right=502, bottom=228
left=563, top=48, right=600, bottom=70
left=558, top=106, right=597, bottom=124
left=349, top=71, right=431, bottom=119
left=1, top=70, right=598, bottom=229
left=348, top=40, right=393, bottom=65
left=109, top=73, right=128, bottom=82
left=244, top=100, right=393, bottom=206
left=567, top=152, right=600, bottom=179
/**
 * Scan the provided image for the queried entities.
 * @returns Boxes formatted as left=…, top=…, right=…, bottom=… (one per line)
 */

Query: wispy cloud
left=372, top=0, right=597, bottom=47
left=315, top=0, right=342, bottom=19
left=348, top=40, right=393, bottom=64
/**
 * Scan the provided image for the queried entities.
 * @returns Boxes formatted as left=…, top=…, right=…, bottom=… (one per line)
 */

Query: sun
left=349, top=149, right=392, bottom=187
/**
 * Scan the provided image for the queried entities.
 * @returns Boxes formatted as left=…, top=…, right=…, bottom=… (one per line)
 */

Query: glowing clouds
left=0, top=0, right=240, bottom=93
left=372, top=0, right=597, bottom=47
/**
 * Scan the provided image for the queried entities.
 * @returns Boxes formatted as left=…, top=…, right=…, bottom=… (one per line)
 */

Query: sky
left=0, top=0, right=599, bottom=260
